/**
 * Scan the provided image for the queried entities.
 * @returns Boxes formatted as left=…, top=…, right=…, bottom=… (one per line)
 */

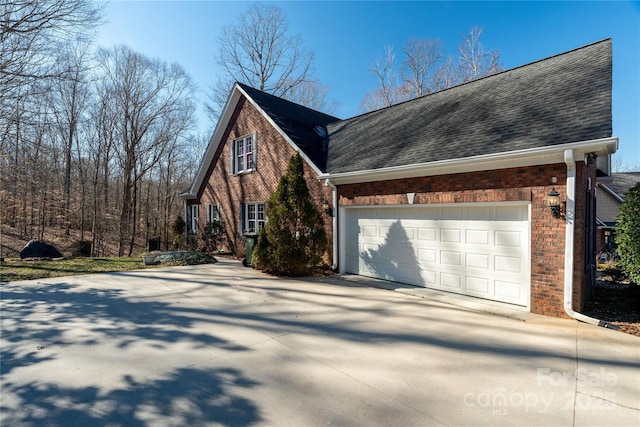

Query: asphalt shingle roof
left=325, top=39, right=612, bottom=174
left=608, top=172, right=640, bottom=199
left=238, top=83, right=340, bottom=171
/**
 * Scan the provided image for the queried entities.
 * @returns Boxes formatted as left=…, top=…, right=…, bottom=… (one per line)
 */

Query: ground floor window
left=207, top=204, right=220, bottom=224
left=604, top=230, right=616, bottom=252
left=244, top=203, right=265, bottom=235
left=190, top=204, right=199, bottom=233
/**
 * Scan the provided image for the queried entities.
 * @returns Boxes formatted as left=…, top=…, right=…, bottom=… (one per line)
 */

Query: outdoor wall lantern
left=547, top=177, right=561, bottom=219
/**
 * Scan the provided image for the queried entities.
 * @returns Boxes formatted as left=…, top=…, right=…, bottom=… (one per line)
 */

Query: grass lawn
left=0, top=257, right=153, bottom=282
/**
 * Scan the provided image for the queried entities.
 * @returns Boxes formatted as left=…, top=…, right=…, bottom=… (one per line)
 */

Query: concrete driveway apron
left=2, top=259, right=639, bottom=426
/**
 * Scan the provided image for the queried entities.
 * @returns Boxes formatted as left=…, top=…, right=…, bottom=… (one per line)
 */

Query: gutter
left=562, top=149, right=614, bottom=328
left=319, top=137, right=618, bottom=185
left=324, top=179, right=339, bottom=270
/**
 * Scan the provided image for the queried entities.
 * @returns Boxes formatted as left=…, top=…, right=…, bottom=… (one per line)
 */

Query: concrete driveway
left=1, top=259, right=638, bottom=426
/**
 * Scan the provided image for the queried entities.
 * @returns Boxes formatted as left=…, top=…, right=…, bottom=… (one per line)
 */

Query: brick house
left=183, top=39, right=617, bottom=320
left=596, top=172, right=640, bottom=255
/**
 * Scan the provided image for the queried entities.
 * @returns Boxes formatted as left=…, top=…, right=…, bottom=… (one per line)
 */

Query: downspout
left=562, top=149, right=612, bottom=327
left=324, top=179, right=338, bottom=270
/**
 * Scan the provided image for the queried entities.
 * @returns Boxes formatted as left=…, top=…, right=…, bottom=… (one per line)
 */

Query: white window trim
left=190, top=204, right=200, bottom=233
left=244, top=202, right=266, bottom=235
left=207, top=204, right=220, bottom=224
left=232, top=133, right=256, bottom=174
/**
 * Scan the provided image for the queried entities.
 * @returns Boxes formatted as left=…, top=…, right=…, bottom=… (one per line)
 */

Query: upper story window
left=232, top=134, right=256, bottom=174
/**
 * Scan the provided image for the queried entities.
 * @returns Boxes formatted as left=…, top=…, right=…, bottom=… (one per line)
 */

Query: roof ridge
left=339, top=38, right=612, bottom=123
left=236, top=82, right=340, bottom=122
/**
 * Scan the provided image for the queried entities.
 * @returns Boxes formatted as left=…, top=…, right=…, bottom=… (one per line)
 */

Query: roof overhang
left=319, top=137, right=618, bottom=185
left=181, top=85, right=243, bottom=199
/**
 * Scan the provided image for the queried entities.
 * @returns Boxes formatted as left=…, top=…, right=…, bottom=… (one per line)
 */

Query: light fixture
left=545, top=177, right=563, bottom=219
left=547, top=186, right=561, bottom=219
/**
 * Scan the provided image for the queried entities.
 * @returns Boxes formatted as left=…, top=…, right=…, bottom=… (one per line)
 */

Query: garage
left=342, top=204, right=530, bottom=307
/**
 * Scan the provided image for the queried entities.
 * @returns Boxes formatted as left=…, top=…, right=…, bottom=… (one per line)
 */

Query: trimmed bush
left=201, top=219, right=226, bottom=252
left=615, top=182, right=640, bottom=285
left=253, top=154, right=327, bottom=276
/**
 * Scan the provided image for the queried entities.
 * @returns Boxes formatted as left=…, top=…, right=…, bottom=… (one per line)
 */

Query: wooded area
left=1, top=0, right=202, bottom=256
left=1, top=2, right=510, bottom=258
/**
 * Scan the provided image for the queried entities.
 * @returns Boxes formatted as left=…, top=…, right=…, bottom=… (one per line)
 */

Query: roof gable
left=606, top=172, right=640, bottom=199
left=185, top=83, right=340, bottom=197
left=237, top=83, right=340, bottom=172
left=326, top=39, right=613, bottom=174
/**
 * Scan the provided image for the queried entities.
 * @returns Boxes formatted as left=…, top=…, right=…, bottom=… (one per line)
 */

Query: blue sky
left=98, top=1, right=640, bottom=169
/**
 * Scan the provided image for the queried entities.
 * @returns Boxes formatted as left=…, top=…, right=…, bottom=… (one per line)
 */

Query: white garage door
left=343, top=204, right=530, bottom=307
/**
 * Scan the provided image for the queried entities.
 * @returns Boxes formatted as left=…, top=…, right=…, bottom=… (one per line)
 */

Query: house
left=183, top=39, right=617, bottom=319
left=596, top=172, right=640, bottom=255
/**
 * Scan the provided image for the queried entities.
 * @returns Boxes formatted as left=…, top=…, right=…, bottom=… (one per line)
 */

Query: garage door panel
left=466, top=252, right=490, bottom=270
left=495, top=255, right=523, bottom=273
left=441, top=250, right=462, bottom=266
left=418, top=228, right=437, bottom=241
left=441, top=228, right=462, bottom=243
left=395, top=263, right=416, bottom=283
left=495, top=230, right=523, bottom=248
left=441, top=272, right=463, bottom=290
left=418, top=248, right=437, bottom=263
left=495, top=280, right=524, bottom=301
left=466, top=229, right=490, bottom=245
left=362, top=225, right=377, bottom=237
left=397, top=245, right=416, bottom=264
left=345, top=205, right=529, bottom=307
left=466, top=276, right=491, bottom=294
left=418, top=269, right=437, bottom=285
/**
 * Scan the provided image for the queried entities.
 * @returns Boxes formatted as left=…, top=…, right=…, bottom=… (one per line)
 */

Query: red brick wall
left=337, top=163, right=591, bottom=318
left=191, top=98, right=334, bottom=261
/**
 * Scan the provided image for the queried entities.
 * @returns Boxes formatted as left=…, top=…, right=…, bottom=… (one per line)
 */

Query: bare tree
left=1, top=0, right=103, bottom=242
left=371, top=45, right=402, bottom=107
left=401, top=38, right=444, bottom=98
left=97, top=45, right=196, bottom=256
left=0, top=0, right=104, bottom=119
left=52, top=41, right=92, bottom=236
left=457, top=26, right=502, bottom=83
left=360, top=45, right=409, bottom=112
left=210, top=3, right=334, bottom=118
left=283, top=79, right=337, bottom=114
left=431, top=55, right=458, bottom=93
left=361, top=27, right=502, bottom=113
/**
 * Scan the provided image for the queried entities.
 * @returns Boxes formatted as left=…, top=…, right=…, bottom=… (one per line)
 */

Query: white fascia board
left=319, top=137, right=618, bottom=185
left=184, top=85, right=244, bottom=199
left=599, top=183, right=625, bottom=203
left=237, top=85, right=324, bottom=176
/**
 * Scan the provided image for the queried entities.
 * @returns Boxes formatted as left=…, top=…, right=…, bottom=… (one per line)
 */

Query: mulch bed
left=582, top=276, right=640, bottom=337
